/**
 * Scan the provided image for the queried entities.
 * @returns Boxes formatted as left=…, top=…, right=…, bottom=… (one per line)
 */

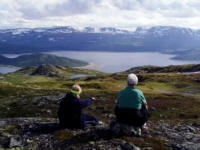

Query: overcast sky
left=1, top=0, right=200, bottom=30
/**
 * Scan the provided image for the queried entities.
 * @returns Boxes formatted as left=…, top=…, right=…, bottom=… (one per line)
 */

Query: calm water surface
left=0, top=66, right=20, bottom=74
left=46, top=51, right=200, bottom=73
left=1, top=51, right=200, bottom=73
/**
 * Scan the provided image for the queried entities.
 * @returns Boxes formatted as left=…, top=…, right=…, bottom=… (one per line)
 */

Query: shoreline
left=74, top=63, right=102, bottom=71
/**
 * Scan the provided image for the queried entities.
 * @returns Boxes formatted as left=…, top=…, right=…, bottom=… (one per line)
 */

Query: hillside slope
left=0, top=53, right=88, bottom=67
left=0, top=64, right=199, bottom=149
left=16, top=64, right=104, bottom=78
left=124, top=64, right=200, bottom=74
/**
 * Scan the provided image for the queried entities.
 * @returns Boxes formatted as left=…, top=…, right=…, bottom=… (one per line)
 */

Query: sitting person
left=58, top=84, right=99, bottom=129
left=115, top=73, right=150, bottom=128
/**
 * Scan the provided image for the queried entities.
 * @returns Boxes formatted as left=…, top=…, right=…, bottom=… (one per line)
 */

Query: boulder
left=110, top=121, right=141, bottom=137
left=9, top=136, right=22, bottom=148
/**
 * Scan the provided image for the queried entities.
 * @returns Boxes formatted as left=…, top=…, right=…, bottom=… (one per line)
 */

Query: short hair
left=127, top=73, right=138, bottom=86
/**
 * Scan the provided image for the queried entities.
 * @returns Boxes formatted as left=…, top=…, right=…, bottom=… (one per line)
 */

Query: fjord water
left=0, top=66, right=20, bottom=74
left=0, top=51, right=200, bottom=74
left=46, top=51, right=200, bottom=73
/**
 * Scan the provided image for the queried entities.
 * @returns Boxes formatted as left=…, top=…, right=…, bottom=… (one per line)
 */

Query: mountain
left=171, top=48, right=200, bottom=61
left=1, top=26, right=200, bottom=54
left=0, top=53, right=88, bottom=67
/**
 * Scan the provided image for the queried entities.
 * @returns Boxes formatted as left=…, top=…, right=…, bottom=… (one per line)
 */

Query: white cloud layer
left=1, top=0, right=200, bottom=30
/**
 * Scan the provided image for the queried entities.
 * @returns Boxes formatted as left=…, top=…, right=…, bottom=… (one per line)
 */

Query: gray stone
left=181, top=132, right=196, bottom=140
left=38, top=102, right=45, bottom=107
left=9, top=136, right=22, bottom=148
left=0, top=121, right=7, bottom=128
left=192, top=122, right=200, bottom=128
left=110, top=121, right=141, bottom=137
left=172, top=142, right=200, bottom=150
left=174, top=125, right=196, bottom=133
left=142, top=148, right=153, bottom=150
left=32, top=97, right=40, bottom=104
left=121, top=142, right=141, bottom=150
left=149, top=107, right=156, bottom=111
left=166, top=132, right=183, bottom=141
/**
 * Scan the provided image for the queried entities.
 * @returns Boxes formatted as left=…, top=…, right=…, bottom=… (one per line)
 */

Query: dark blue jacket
left=58, top=93, right=92, bottom=129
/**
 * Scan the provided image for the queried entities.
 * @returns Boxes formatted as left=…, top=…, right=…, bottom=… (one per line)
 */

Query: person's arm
left=75, top=98, right=93, bottom=108
left=140, top=91, right=148, bottom=110
left=143, top=102, right=148, bottom=110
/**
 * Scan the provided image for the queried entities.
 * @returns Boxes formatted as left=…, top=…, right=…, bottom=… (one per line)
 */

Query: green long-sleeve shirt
left=117, top=87, right=146, bottom=110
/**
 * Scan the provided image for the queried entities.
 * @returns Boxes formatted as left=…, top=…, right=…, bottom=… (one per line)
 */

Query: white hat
left=127, top=73, right=138, bottom=85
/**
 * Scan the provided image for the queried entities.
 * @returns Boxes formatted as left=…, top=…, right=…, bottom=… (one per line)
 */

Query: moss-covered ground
left=0, top=69, right=200, bottom=149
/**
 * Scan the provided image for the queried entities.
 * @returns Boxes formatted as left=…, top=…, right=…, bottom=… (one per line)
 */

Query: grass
left=0, top=70, right=200, bottom=149
left=0, top=71, right=200, bottom=121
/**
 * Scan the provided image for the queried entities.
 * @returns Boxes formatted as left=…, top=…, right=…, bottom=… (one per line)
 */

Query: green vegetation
left=0, top=64, right=200, bottom=149
left=125, top=64, right=200, bottom=73
left=0, top=53, right=88, bottom=67
left=0, top=65, right=199, bottom=122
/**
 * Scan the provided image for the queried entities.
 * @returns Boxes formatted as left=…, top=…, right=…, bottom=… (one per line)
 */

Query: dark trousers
left=81, top=114, right=99, bottom=129
left=59, top=113, right=98, bottom=129
left=115, top=106, right=149, bottom=127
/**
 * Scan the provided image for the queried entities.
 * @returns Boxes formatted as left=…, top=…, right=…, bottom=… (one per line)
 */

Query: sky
left=1, top=0, right=200, bottom=30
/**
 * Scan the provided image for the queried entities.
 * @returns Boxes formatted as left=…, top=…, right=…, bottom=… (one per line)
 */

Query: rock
left=121, top=142, right=141, bottom=150
left=104, top=113, right=115, bottom=119
left=46, top=110, right=52, bottom=114
left=0, top=120, right=7, bottom=128
left=110, top=121, right=141, bottom=137
left=9, top=136, right=22, bottom=148
left=66, top=139, right=141, bottom=150
left=192, top=122, right=200, bottom=128
left=156, top=123, right=200, bottom=150
left=89, top=141, right=95, bottom=145
left=172, top=142, right=200, bottom=150
left=32, top=97, right=39, bottom=104
left=149, top=107, right=156, bottom=111
left=124, top=143, right=140, bottom=150
left=38, top=102, right=45, bottom=107
left=174, top=125, right=196, bottom=133
left=142, top=147, right=153, bottom=150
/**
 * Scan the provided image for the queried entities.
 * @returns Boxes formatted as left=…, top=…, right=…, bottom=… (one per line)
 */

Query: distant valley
left=0, top=26, right=200, bottom=61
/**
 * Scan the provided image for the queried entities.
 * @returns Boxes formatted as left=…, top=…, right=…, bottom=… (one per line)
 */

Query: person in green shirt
left=115, top=73, right=149, bottom=128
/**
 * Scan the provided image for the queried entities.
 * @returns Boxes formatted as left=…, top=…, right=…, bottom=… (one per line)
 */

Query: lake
left=0, top=66, right=20, bottom=74
left=0, top=51, right=200, bottom=73
left=45, top=51, right=200, bottom=73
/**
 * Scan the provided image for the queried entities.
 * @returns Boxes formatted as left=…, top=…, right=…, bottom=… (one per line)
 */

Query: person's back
left=117, top=87, right=146, bottom=110
left=58, top=93, right=82, bottom=129
left=58, top=84, right=99, bottom=129
left=115, top=74, right=149, bottom=127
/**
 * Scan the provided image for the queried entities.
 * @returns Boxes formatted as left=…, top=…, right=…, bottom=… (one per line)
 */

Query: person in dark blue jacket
left=58, top=84, right=99, bottom=129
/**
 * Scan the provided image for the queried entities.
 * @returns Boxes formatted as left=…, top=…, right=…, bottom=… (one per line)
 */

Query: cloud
left=15, top=0, right=102, bottom=19
left=1, top=0, right=200, bottom=29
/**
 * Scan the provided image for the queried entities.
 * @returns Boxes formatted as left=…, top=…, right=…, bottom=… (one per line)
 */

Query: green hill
left=124, top=64, right=200, bottom=74
left=17, top=64, right=103, bottom=78
left=0, top=53, right=88, bottom=67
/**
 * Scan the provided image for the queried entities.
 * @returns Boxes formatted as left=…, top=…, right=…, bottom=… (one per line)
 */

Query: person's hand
left=91, top=97, right=96, bottom=102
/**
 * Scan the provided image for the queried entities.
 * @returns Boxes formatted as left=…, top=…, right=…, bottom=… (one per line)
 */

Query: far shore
left=74, top=63, right=102, bottom=71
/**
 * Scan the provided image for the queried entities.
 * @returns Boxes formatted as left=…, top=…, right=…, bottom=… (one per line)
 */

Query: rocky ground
left=1, top=67, right=200, bottom=150
left=0, top=117, right=199, bottom=150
